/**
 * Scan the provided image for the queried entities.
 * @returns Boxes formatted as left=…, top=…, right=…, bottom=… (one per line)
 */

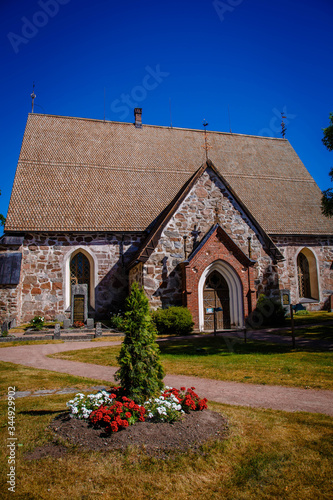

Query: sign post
left=289, top=304, right=296, bottom=349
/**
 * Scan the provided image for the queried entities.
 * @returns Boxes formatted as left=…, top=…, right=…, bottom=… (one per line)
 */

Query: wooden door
left=203, top=271, right=230, bottom=331
left=73, top=295, right=85, bottom=322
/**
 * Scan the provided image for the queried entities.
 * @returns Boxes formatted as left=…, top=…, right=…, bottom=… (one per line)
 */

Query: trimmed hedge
left=152, top=306, right=194, bottom=336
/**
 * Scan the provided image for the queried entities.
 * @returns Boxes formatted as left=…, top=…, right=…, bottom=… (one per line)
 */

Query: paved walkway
left=0, top=340, right=332, bottom=417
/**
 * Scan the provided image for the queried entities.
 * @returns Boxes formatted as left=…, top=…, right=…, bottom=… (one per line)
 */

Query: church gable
left=131, top=164, right=275, bottom=312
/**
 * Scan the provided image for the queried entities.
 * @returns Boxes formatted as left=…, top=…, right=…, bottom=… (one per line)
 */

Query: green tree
left=0, top=190, right=5, bottom=227
left=115, top=282, right=164, bottom=403
left=321, top=113, right=333, bottom=217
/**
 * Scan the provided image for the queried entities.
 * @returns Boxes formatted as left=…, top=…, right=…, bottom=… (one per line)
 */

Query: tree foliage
left=321, top=113, right=333, bottom=217
left=115, top=282, right=164, bottom=404
left=322, top=113, right=333, bottom=152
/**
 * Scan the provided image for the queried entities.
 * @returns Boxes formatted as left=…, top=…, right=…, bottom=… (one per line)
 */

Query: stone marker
left=95, top=322, right=102, bottom=337
left=63, top=319, right=71, bottom=329
left=54, top=323, right=61, bottom=339
left=87, top=318, right=94, bottom=329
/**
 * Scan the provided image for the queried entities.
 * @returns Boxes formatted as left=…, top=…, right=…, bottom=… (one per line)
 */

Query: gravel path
left=0, top=340, right=332, bottom=417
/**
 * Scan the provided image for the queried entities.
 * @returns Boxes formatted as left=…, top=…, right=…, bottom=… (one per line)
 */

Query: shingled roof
left=5, top=113, right=333, bottom=235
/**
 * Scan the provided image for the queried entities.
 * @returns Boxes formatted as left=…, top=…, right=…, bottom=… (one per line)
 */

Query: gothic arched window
left=297, top=252, right=311, bottom=298
left=297, top=248, right=319, bottom=301
left=70, top=252, right=90, bottom=292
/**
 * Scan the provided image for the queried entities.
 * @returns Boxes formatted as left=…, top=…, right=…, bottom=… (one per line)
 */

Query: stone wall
left=273, top=235, right=333, bottom=309
left=0, top=244, right=23, bottom=324
left=0, top=285, right=20, bottom=325
left=141, top=167, right=273, bottom=309
left=3, top=232, right=142, bottom=325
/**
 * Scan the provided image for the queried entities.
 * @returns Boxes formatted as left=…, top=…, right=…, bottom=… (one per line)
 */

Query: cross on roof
left=202, top=120, right=212, bottom=160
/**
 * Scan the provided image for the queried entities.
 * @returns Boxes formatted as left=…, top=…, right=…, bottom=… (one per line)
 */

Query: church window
left=70, top=252, right=90, bottom=294
left=297, top=248, right=319, bottom=301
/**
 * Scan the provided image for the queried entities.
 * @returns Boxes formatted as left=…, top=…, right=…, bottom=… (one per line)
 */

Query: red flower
left=110, top=421, right=118, bottom=432
left=180, top=387, right=186, bottom=391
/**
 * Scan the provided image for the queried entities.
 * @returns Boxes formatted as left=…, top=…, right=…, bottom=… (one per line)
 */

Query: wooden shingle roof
left=5, top=113, right=333, bottom=235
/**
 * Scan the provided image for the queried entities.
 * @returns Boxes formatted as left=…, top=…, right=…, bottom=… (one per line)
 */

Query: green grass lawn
left=0, top=361, right=111, bottom=396
left=0, top=389, right=332, bottom=500
left=0, top=339, right=65, bottom=348
left=49, top=336, right=333, bottom=390
left=285, top=311, right=333, bottom=327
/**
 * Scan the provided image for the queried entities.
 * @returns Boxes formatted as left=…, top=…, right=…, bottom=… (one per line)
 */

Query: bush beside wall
left=152, top=306, right=194, bottom=336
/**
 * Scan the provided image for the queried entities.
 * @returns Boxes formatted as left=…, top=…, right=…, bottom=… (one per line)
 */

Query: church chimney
left=134, top=108, right=142, bottom=128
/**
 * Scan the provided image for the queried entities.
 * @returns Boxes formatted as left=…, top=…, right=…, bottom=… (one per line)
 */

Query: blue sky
left=1, top=0, right=332, bottom=226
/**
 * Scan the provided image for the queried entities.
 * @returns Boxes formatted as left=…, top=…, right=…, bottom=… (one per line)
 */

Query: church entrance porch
left=181, top=224, right=256, bottom=332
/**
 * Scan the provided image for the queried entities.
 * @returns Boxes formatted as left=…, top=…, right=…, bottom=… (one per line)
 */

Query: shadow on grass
left=282, top=324, right=333, bottom=341
left=159, top=336, right=330, bottom=357
left=19, top=409, right=65, bottom=416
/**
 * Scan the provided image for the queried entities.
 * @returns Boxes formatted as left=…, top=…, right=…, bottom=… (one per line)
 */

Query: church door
left=203, top=271, right=230, bottom=331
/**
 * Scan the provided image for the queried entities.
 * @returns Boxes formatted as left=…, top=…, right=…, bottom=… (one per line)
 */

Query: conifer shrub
left=152, top=306, right=194, bottom=336
left=114, top=282, right=164, bottom=404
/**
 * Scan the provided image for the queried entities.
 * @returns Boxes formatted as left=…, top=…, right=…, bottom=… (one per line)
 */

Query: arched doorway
left=203, top=270, right=230, bottom=330
left=297, top=248, right=319, bottom=300
left=198, top=260, right=244, bottom=331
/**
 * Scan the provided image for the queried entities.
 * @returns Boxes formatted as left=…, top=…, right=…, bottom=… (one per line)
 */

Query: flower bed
left=67, top=387, right=208, bottom=434
left=73, top=321, right=85, bottom=328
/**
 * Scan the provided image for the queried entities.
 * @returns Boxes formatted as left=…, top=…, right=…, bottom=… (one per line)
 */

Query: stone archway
left=198, top=260, right=244, bottom=332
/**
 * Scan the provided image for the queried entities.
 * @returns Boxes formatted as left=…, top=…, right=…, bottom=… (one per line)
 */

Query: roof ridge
left=27, top=113, right=287, bottom=141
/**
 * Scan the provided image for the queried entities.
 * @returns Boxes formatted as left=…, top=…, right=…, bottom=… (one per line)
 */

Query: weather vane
left=281, top=112, right=287, bottom=138
left=31, top=82, right=36, bottom=113
left=202, top=119, right=212, bottom=160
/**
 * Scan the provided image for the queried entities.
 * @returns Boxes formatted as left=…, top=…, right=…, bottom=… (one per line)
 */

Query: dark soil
left=26, top=410, right=229, bottom=460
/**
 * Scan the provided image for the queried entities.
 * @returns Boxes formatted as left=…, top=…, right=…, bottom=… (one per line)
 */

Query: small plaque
left=206, top=307, right=214, bottom=314
left=282, top=294, right=289, bottom=305
left=280, top=289, right=290, bottom=308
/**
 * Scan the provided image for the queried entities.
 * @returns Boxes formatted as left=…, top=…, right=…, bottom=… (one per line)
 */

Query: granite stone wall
left=0, top=285, right=20, bottom=325
left=1, top=168, right=332, bottom=326
left=141, top=168, right=274, bottom=310
left=272, top=235, right=333, bottom=309
left=2, top=232, right=142, bottom=324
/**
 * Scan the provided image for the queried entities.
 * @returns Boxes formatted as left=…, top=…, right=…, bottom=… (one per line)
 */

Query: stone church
left=1, top=109, right=332, bottom=331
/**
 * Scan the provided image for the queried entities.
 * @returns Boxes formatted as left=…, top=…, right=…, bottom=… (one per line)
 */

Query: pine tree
left=115, top=282, right=164, bottom=403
